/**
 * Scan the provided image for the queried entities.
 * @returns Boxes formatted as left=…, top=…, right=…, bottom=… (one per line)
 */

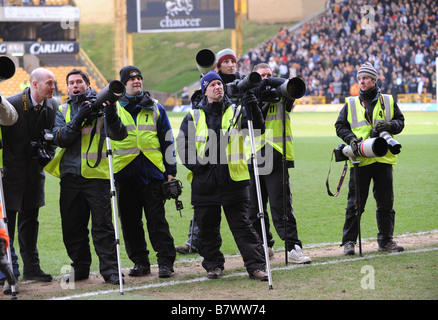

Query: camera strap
left=85, top=119, right=105, bottom=168
left=325, top=149, right=348, bottom=197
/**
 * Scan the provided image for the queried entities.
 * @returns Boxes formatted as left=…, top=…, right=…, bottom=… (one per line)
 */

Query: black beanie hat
left=120, top=65, right=143, bottom=84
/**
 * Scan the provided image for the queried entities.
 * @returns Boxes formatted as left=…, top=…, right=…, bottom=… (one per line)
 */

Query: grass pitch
left=10, top=111, right=437, bottom=300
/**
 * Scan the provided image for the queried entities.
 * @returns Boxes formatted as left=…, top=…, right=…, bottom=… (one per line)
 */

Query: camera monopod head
left=196, top=49, right=216, bottom=76
left=0, top=56, right=16, bottom=83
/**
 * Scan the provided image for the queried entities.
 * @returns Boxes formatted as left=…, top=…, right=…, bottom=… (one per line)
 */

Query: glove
left=0, top=238, right=15, bottom=286
left=375, top=120, right=392, bottom=133
left=242, top=89, right=258, bottom=120
left=71, top=102, right=94, bottom=129
left=349, top=137, right=362, bottom=156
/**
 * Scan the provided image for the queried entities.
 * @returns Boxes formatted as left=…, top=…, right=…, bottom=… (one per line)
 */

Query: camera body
left=162, top=179, right=184, bottom=213
left=29, top=129, right=54, bottom=167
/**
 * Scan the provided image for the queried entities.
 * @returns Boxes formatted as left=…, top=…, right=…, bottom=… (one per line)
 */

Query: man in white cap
left=335, top=62, right=405, bottom=255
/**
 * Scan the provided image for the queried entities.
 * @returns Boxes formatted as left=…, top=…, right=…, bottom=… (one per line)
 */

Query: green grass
left=123, top=247, right=438, bottom=300
left=26, top=111, right=438, bottom=279
left=79, top=21, right=286, bottom=92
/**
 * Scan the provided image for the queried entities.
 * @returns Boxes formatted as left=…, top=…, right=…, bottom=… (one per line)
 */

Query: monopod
left=246, top=107, right=273, bottom=290
left=0, top=175, right=18, bottom=300
left=281, top=100, right=289, bottom=266
left=103, top=112, right=124, bottom=295
left=352, top=161, right=363, bottom=256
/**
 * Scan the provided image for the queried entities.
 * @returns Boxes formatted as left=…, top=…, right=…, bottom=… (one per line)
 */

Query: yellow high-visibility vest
left=187, top=104, right=249, bottom=183
left=45, top=104, right=110, bottom=179
left=346, top=94, right=397, bottom=167
left=254, top=101, right=294, bottom=161
left=112, top=101, right=164, bottom=173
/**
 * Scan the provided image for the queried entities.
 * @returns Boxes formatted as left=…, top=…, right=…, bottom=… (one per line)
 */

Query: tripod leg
left=247, top=120, right=273, bottom=289
left=104, top=114, right=124, bottom=295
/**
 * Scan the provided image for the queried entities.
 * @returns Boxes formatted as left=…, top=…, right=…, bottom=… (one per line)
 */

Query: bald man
left=0, top=68, right=58, bottom=288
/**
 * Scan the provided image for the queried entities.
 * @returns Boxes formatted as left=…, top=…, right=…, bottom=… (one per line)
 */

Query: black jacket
left=3, top=88, right=57, bottom=211
left=177, top=95, right=264, bottom=206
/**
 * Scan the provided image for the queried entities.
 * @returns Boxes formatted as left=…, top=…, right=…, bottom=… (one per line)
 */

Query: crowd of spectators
left=237, top=0, right=437, bottom=103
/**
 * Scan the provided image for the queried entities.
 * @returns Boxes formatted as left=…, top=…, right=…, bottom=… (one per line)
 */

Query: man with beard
left=112, top=66, right=177, bottom=279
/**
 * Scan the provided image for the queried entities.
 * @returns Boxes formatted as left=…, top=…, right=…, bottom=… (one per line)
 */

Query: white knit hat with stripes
left=357, top=62, right=378, bottom=80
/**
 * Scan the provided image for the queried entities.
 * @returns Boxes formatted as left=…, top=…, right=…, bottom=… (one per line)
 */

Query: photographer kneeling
left=46, top=69, right=127, bottom=285
left=335, top=62, right=405, bottom=255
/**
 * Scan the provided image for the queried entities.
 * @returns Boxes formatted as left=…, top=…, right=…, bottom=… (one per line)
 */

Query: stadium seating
left=0, top=67, right=30, bottom=96
left=239, top=0, right=437, bottom=104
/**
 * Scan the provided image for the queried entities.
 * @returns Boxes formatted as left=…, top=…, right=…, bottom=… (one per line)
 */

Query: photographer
left=47, top=69, right=127, bottom=285
left=176, top=48, right=241, bottom=254
left=249, top=63, right=311, bottom=264
left=177, top=71, right=268, bottom=281
left=112, top=66, right=177, bottom=279
left=1, top=68, right=57, bottom=285
left=335, top=62, right=405, bottom=255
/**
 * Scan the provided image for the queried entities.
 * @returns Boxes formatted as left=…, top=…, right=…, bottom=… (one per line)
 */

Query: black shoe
left=158, top=265, right=173, bottom=278
left=23, top=269, right=52, bottom=282
left=378, top=240, right=404, bottom=252
left=129, top=263, right=151, bottom=276
left=104, top=273, right=124, bottom=285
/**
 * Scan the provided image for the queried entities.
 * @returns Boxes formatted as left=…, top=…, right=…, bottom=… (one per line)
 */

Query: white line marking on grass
left=50, top=247, right=438, bottom=300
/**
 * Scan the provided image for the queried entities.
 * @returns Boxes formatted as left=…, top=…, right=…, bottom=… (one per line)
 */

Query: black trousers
left=342, top=162, right=396, bottom=247
left=195, top=201, right=265, bottom=275
left=60, top=175, right=118, bottom=278
left=248, top=169, right=302, bottom=250
left=116, top=177, right=175, bottom=269
left=4, top=207, right=41, bottom=276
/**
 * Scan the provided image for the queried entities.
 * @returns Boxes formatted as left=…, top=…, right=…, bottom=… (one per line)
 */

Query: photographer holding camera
left=176, top=48, right=241, bottom=254
left=112, top=66, right=177, bottom=279
left=249, top=63, right=311, bottom=264
left=1, top=68, right=57, bottom=285
left=177, top=71, right=268, bottom=281
left=335, top=62, right=405, bottom=255
left=47, top=69, right=127, bottom=285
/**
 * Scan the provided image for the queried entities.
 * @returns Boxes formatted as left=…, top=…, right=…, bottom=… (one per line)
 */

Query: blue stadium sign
left=127, top=0, right=235, bottom=33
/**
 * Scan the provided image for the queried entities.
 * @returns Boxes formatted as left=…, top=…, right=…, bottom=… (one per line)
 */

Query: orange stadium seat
left=0, top=67, right=30, bottom=98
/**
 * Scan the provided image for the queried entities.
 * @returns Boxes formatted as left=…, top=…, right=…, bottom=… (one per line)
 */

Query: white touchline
left=51, top=246, right=438, bottom=300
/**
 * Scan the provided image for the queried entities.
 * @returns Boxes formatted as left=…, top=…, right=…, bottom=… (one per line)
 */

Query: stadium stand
left=0, top=0, right=106, bottom=102
left=238, top=0, right=437, bottom=104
